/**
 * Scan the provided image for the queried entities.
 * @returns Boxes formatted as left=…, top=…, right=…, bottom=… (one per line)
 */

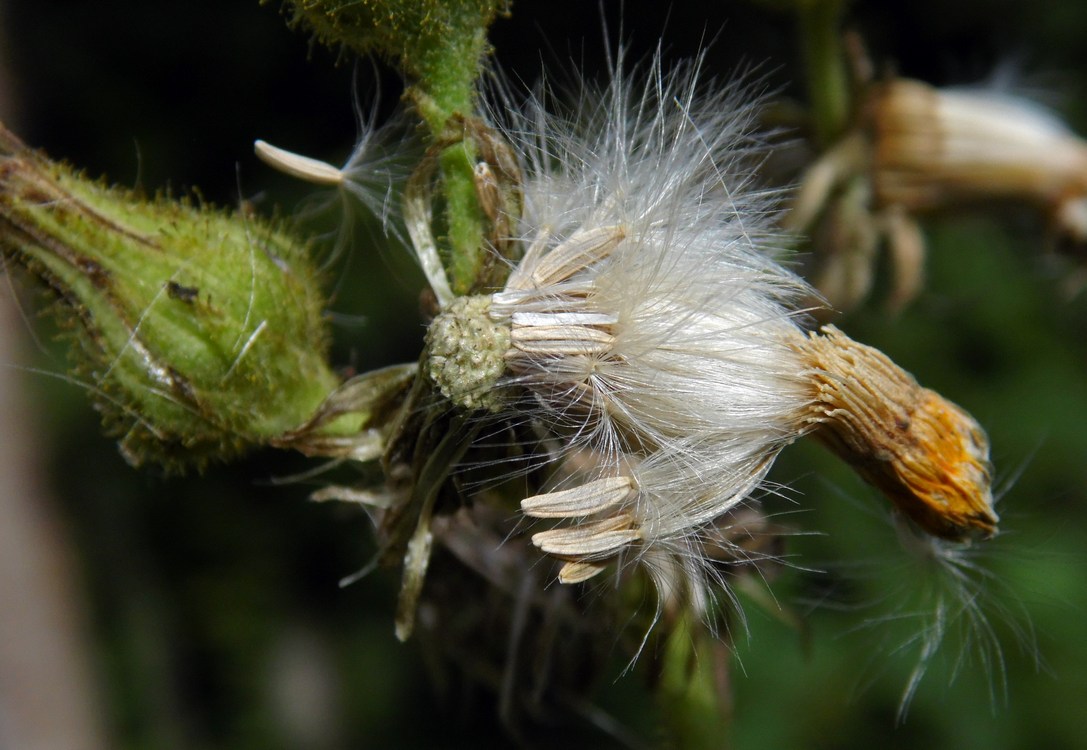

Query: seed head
left=475, top=56, right=998, bottom=612
left=425, top=294, right=509, bottom=411
left=412, top=53, right=1000, bottom=623
left=472, top=54, right=818, bottom=605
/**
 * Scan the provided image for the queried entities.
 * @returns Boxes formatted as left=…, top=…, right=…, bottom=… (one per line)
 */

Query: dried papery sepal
left=803, top=173, right=881, bottom=308
left=870, top=78, right=1087, bottom=225
left=457, top=113, right=525, bottom=269
left=878, top=203, right=926, bottom=311
left=310, top=485, right=398, bottom=508
left=783, top=131, right=869, bottom=235
left=788, top=72, right=1087, bottom=310
left=273, top=362, right=418, bottom=461
left=401, top=115, right=525, bottom=298
left=398, top=147, right=460, bottom=306
left=796, top=325, right=997, bottom=541
left=387, top=409, right=482, bottom=641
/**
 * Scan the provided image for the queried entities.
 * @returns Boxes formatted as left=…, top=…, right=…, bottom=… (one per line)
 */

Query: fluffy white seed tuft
left=483, top=51, right=817, bottom=611
left=254, top=104, right=422, bottom=275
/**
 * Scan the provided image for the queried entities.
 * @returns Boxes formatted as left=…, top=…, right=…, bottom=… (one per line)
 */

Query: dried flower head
left=471, top=57, right=815, bottom=606
left=246, top=47, right=999, bottom=648
left=870, top=79, right=1087, bottom=228
left=800, top=326, right=997, bottom=541
left=418, top=54, right=1000, bottom=617
left=788, top=74, right=1087, bottom=310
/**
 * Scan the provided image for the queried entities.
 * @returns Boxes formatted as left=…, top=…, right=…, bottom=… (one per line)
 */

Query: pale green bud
left=0, top=125, right=343, bottom=470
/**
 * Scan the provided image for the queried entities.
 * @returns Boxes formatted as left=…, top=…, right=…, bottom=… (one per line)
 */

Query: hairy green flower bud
left=0, top=125, right=343, bottom=470
left=281, top=0, right=508, bottom=107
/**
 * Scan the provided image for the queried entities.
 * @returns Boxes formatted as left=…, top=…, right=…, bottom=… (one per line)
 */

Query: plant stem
left=797, top=0, right=850, bottom=147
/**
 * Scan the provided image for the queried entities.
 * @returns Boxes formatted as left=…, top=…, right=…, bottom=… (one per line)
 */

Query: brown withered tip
left=797, top=326, right=998, bottom=542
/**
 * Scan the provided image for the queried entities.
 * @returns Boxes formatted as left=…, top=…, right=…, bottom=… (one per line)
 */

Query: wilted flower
left=871, top=79, right=1087, bottom=230
left=789, top=75, right=1087, bottom=310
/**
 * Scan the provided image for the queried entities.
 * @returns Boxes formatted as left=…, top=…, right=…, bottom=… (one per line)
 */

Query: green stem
left=283, top=0, right=508, bottom=295
left=438, top=143, right=486, bottom=295
left=797, top=0, right=850, bottom=147
left=399, top=8, right=494, bottom=297
left=407, top=57, right=488, bottom=296
left=658, top=612, right=733, bottom=749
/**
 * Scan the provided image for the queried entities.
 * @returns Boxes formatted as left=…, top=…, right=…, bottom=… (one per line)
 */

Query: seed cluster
left=425, top=294, right=510, bottom=411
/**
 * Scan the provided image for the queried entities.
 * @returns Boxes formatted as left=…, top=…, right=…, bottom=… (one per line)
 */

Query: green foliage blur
left=7, top=0, right=1087, bottom=747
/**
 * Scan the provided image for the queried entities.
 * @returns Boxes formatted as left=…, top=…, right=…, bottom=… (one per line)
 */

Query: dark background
left=4, top=1, right=1087, bottom=747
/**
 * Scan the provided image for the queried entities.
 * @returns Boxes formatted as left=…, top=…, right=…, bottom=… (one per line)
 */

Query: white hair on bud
left=488, top=49, right=817, bottom=615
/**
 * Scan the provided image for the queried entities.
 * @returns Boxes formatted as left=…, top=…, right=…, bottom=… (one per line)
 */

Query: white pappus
left=429, top=48, right=998, bottom=627
left=427, top=52, right=822, bottom=615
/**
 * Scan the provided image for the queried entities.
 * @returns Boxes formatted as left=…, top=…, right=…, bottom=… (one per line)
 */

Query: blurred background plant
left=3, top=1, right=1087, bottom=748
